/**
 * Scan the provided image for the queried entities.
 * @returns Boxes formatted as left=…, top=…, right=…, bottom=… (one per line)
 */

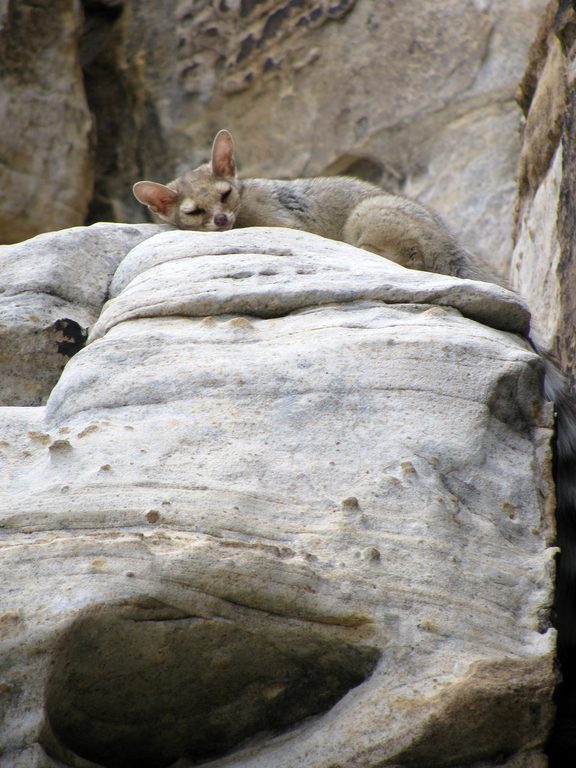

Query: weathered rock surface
left=512, top=0, right=576, bottom=376
left=0, top=222, right=167, bottom=406
left=3, top=0, right=546, bottom=281
left=511, top=4, right=576, bottom=762
left=0, top=0, right=93, bottom=244
left=0, top=227, right=556, bottom=767
left=88, top=0, right=546, bottom=280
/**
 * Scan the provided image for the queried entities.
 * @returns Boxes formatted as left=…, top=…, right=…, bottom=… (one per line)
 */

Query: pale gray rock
left=0, top=222, right=169, bottom=406
left=91, top=228, right=530, bottom=343
left=0, top=228, right=556, bottom=767
left=510, top=7, right=576, bottom=757
left=512, top=144, right=562, bottom=351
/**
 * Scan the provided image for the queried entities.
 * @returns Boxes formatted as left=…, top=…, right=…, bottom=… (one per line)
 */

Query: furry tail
left=542, top=354, right=576, bottom=762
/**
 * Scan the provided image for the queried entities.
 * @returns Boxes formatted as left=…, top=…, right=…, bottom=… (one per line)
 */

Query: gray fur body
left=234, top=176, right=481, bottom=279
left=132, top=130, right=487, bottom=281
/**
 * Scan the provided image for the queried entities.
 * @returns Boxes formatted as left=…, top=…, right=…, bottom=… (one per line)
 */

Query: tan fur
left=133, top=129, right=487, bottom=280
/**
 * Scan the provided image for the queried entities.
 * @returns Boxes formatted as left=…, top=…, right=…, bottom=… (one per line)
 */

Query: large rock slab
left=0, top=228, right=556, bottom=767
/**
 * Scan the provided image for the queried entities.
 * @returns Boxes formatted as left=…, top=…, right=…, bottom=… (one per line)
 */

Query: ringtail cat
left=133, top=129, right=488, bottom=281
left=133, top=128, right=576, bottom=762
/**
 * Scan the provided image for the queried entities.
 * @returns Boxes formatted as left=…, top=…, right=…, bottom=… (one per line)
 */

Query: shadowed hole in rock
left=53, top=318, right=88, bottom=357
left=42, top=600, right=380, bottom=768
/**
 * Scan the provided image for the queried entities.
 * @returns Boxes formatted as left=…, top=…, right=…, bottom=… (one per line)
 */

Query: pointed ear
left=132, top=181, right=179, bottom=215
left=211, top=129, right=236, bottom=178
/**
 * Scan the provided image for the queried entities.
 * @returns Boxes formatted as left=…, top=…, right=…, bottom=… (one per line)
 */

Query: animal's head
left=132, top=129, right=241, bottom=231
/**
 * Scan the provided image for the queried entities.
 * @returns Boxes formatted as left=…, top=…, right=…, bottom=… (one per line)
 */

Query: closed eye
left=220, top=189, right=231, bottom=202
left=181, top=204, right=206, bottom=215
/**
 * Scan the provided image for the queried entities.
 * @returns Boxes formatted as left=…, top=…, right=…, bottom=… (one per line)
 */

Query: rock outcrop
left=0, top=226, right=556, bottom=767
left=2, top=0, right=546, bottom=283
left=92, top=0, right=546, bottom=279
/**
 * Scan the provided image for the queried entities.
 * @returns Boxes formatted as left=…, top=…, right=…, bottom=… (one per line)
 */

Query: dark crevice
left=546, top=369, right=576, bottom=765
left=547, top=8, right=576, bottom=765
left=80, top=0, right=129, bottom=224
left=79, top=0, right=165, bottom=226
left=53, top=318, right=88, bottom=357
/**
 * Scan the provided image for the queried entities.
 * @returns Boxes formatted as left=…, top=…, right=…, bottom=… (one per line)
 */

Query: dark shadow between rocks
left=41, top=599, right=381, bottom=768
left=53, top=318, right=88, bottom=358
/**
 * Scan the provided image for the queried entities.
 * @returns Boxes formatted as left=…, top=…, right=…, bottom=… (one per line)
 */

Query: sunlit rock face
left=0, top=227, right=555, bottom=768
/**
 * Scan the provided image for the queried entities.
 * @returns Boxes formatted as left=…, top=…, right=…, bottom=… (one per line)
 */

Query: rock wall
left=2, top=2, right=572, bottom=764
left=512, top=0, right=576, bottom=375
left=0, top=226, right=556, bottom=768
left=0, top=0, right=93, bottom=244
left=1, top=0, right=546, bottom=280
left=512, top=3, right=576, bottom=762
left=90, top=0, right=547, bottom=279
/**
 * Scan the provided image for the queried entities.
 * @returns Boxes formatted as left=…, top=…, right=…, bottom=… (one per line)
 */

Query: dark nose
left=214, top=213, right=228, bottom=228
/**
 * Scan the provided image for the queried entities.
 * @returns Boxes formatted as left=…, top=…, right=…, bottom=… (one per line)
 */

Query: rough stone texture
left=0, top=1, right=549, bottom=280
left=512, top=143, right=563, bottom=352
left=0, top=0, right=93, bottom=244
left=0, top=222, right=167, bottom=406
left=511, top=0, right=576, bottom=375
left=511, top=4, right=576, bottom=763
left=0, top=227, right=557, bottom=767
left=553, top=3, right=576, bottom=381
left=75, top=0, right=547, bottom=280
